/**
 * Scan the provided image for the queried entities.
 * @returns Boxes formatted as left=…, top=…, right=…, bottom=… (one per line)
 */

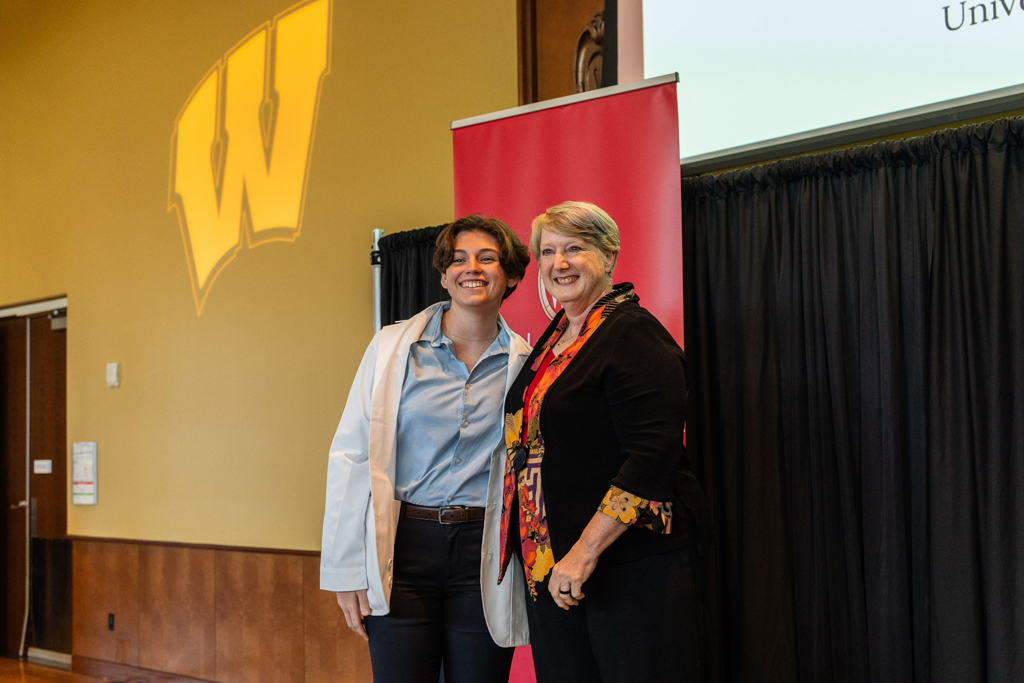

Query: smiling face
left=537, top=229, right=613, bottom=314
left=440, top=229, right=521, bottom=313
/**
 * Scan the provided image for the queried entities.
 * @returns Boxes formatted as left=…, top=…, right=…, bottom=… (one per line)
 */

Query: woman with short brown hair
left=321, top=214, right=532, bottom=683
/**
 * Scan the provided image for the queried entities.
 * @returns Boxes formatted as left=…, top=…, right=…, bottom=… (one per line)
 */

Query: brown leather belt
left=401, top=503, right=486, bottom=525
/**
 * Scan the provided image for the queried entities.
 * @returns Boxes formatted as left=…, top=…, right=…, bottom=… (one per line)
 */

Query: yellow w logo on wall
left=169, top=0, right=330, bottom=314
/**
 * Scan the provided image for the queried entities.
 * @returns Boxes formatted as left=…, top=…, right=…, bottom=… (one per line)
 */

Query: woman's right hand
left=336, top=589, right=371, bottom=641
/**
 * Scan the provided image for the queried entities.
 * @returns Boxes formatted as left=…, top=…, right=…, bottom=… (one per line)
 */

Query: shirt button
left=448, top=496, right=454, bottom=502
left=463, top=420, right=469, bottom=427
left=456, top=458, right=462, bottom=464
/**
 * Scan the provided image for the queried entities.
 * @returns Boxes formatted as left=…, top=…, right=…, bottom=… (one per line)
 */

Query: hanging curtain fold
left=683, top=118, right=1024, bottom=683
left=379, top=224, right=449, bottom=327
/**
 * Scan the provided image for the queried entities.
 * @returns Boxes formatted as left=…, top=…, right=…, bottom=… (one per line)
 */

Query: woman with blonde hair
left=497, top=201, right=705, bottom=682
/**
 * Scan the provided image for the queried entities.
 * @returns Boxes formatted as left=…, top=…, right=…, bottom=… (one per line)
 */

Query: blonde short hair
left=529, top=201, right=620, bottom=271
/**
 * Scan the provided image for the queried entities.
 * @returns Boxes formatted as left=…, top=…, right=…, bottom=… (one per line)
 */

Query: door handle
left=10, top=500, right=27, bottom=509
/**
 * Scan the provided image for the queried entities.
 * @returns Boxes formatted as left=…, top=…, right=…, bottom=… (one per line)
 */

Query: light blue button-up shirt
left=394, top=303, right=510, bottom=507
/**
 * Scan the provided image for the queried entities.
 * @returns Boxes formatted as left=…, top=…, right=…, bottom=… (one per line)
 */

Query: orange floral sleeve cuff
left=598, top=486, right=673, bottom=534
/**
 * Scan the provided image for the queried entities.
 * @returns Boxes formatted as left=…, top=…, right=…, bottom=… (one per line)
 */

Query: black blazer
left=505, top=285, right=698, bottom=565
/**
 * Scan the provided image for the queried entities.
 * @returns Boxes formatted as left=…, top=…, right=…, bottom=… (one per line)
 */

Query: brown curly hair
left=433, top=214, right=531, bottom=301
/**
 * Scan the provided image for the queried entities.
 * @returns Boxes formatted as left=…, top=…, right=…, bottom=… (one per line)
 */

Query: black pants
left=365, top=517, right=514, bottom=683
left=524, top=544, right=701, bottom=683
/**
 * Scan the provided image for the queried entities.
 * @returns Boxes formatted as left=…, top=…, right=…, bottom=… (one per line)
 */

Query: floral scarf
left=497, top=285, right=636, bottom=596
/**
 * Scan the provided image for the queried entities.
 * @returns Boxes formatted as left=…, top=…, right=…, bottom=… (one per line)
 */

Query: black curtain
left=379, top=224, right=449, bottom=327
left=682, top=118, right=1024, bottom=683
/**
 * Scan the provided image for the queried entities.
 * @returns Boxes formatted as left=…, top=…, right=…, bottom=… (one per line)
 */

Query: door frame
left=1, top=295, right=67, bottom=656
left=0, top=297, right=68, bottom=321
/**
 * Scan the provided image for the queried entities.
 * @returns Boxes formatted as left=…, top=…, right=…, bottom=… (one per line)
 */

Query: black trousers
left=365, top=517, right=515, bottom=683
left=524, top=543, right=701, bottom=683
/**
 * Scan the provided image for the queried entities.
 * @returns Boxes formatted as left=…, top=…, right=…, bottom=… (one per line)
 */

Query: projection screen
left=643, top=0, right=1024, bottom=172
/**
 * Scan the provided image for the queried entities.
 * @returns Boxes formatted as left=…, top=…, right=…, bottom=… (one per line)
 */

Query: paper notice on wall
left=72, top=442, right=97, bottom=505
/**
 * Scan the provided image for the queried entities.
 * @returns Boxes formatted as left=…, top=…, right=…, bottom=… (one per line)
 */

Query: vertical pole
left=371, top=229, right=385, bottom=334
left=20, top=318, right=31, bottom=657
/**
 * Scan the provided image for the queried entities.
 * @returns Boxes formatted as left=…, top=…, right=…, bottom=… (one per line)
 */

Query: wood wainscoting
left=70, top=539, right=371, bottom=683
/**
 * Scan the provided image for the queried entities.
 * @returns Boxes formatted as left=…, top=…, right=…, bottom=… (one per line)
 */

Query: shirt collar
left=421, top=302, right=510, bottom=357
left=422, top=301, right=450, bottom=346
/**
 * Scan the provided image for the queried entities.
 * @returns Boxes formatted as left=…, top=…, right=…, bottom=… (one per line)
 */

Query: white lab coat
left=319, top=302, right=531, bottom=647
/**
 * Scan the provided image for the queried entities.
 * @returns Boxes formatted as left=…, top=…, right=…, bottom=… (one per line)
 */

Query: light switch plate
left=33, top=459, right=53, bottom=474
left=106, top=362, right=120, bottom=387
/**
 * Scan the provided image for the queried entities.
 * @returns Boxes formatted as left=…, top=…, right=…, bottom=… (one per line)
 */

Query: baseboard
left=27, top=647, right=72, bottom=670
left=72, top=656, right=217, bottom=683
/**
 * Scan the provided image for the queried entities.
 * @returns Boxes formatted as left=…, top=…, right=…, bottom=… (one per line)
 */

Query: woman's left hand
left=549, top=542, right=599, bottom=609
left=548, top=511, right=630, bottom=609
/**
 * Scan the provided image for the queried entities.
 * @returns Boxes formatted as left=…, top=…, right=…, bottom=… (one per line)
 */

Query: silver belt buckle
left=438, top=505, right=465, bottom=524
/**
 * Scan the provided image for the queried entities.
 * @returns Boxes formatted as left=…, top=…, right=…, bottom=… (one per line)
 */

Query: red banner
left=453, top=79, right=683, bottom=346
left=452, top=78, right=683, bottom=682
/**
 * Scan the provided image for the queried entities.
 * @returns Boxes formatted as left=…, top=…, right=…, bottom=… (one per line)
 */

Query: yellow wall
left=0, top=0, right=517, bottom=550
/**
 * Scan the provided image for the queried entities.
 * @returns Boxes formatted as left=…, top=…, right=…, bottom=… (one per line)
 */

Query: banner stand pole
left=371, top=229, right=384, bottom=333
